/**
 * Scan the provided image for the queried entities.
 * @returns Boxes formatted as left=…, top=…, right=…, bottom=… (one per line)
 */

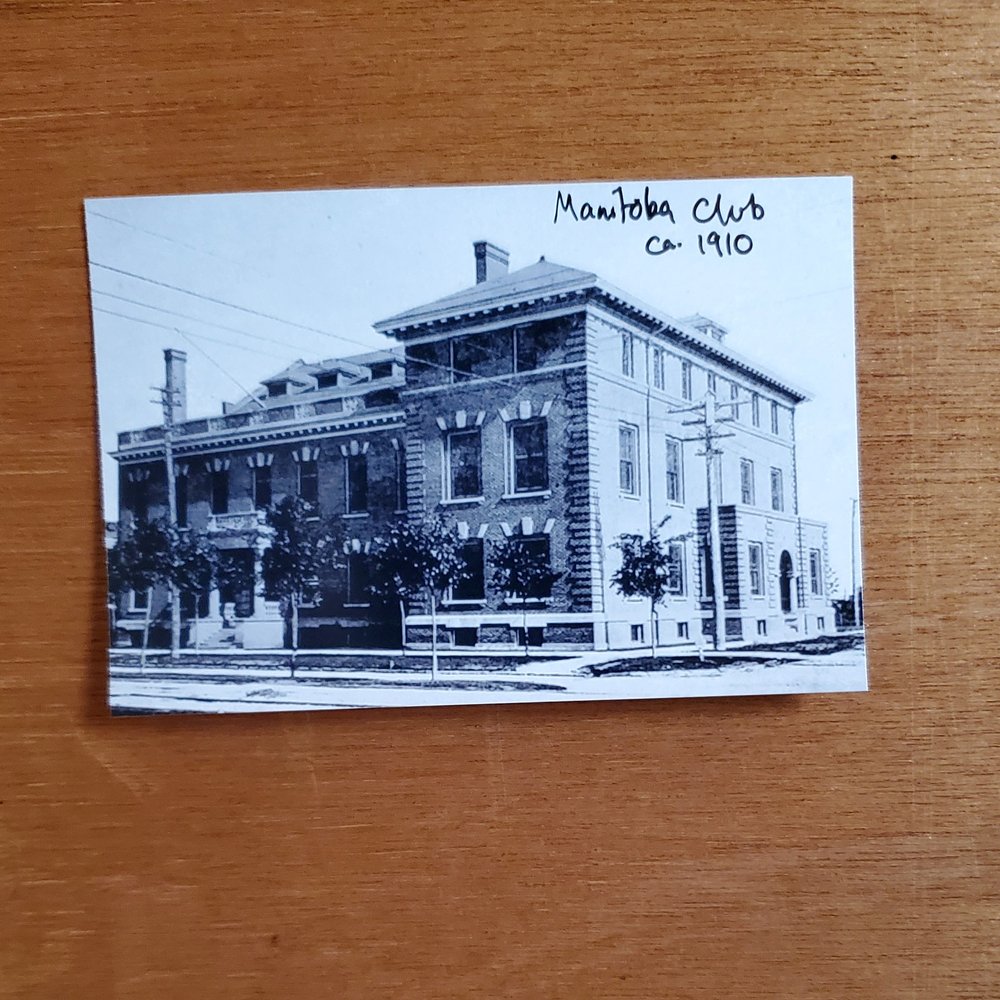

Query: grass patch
left=110, top=652, right=560, bottom=674
left=740, top=634, right=865, bottom=656
left=588, top=655, right=785, bottom=677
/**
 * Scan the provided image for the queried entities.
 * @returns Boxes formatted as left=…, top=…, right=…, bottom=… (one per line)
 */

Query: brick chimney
left=164, top=348, right=187, bottom=425
left=474, top=241, right=510, bottom=284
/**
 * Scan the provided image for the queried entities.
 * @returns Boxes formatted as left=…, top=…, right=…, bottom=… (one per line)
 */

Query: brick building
left=111, top=241, right=835, bottom=651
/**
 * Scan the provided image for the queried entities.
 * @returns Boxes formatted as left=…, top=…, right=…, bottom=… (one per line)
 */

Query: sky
left=86, top=175, right=861, bottom=595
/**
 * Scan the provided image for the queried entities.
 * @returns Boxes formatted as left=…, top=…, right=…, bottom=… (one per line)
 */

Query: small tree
left=489, top=538, right=561, bottom=658
left=106, top=519, right=174, bottom=670
left=261, top=496, right=336, bottom=676
left=610, top=524, right=686, bottom=659
left=368, top=519, right=468, bottom=681
left=171, top=530, right=219, bottom=650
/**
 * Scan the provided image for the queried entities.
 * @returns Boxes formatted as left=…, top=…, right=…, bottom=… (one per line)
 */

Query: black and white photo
left=87, top=176, right=867, bottom=714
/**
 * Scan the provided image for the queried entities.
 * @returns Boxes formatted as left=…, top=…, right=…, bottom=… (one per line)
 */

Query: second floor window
left=707, top=371, right=717, bottom=394
left=681, top=360, right=692, bottom=400
left=770, top=467, right=784, bottom=512
left=253, top=466, right=272, bottom=511
left=730, top=380, right=740, bottom=419
left=810, top=549, right=824, bottom=595
left=298, top=459, right=319, bottom=509
left=748, top=542, right=765, bottom=596
left=346, top=453, right=367, bottom=513
left=667, top=541, right=686, bottom=595
left=452, top=539, right=485, bottom=601
left=129, top=478, right=149, bottom=525
left=619, top=423, right=639, bottom=496
left=665, top=437, right=683, bottom=502
left=445, top=429, right=482, bottom=500
left=174, top=474, right=188, bottom=527
left=771, top=400, right=780, bottom=435
left=509, top=419, right=548, bottom=494
left=211, top=469, right=229, bottom=515
left=621, top=333, right=635, bottom=378
left=751, top=392, right=761, bottom=427
left=740, top=458, right=755, bottom=506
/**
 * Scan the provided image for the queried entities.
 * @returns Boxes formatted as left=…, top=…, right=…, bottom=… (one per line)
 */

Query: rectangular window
left=810, top=549, right=823, bottom=595
left=740, top=458, right=755, bottom=505
left=751, top=392, right=761, bottom=427
left=730, top=380, right=740, bottom=419
left=621, top=332, right=635, bottom=378
left=667, top=541, right=686, bottom=595
left=681, top=360, right=692, bottom=400
left=770, top=467, right=784, bottom=512
left=130, top=588, right=149, bottom=611
left=707, top=372, right=717, bottom=394
left=677, top=621, right=689, bottom=640
left=652, top=348, right=664, bottom=389
left=452, top=539, right=485, bottom=601
left=630, top=623, right=644, bottom=642
left=619, top=423, right=639, bottom=496
left=511, top=536, right=555, bottom=599
left=665, top=437, right=683, bottom=503
left=509, top=419, right=548, bottom=494
left=451, top=330, right=514, bottom=382
left=701, top=540, right=714, bottom=598
left=445, top=429, right=482, bottom=499
left=131, top=478, right=149, bottom=524
left=211, top=469, right=229, bottom=515
left=174, top=474, right=187, bottom=527
left=346, top=453, right=367, bottom=513
left=514, top=325, right=553, bottom=373
left=394, top=448, right=407, bottom=512
left=757, top=619, right=767, bottom=636
left=346, top=552, right=369, bottom=605
left=253, top=465, right=272, bottom=511
left=817, top=616, right=826, bottom=630
left=770, top=400, right=780, bottom=435
left=298, top=459, right=319, bottom=509
left=748, top=541, right=765, bottom=596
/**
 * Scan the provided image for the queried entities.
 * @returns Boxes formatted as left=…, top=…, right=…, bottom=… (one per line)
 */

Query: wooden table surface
left=2, top=3, right=997, bottom=997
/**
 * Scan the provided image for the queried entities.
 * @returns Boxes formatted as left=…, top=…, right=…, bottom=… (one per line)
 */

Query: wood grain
left=1, top=2, right=998, bottom=996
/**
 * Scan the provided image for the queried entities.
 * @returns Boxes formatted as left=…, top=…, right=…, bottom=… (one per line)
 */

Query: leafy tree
left=106, top=519, right=174, bottom=670
left=610, top=525, right=684, bottom=659
left=261, top=496, right=337, bottom=675
left=171, top=530, right=219, bottom=650
left=489, top=537, right=561, bottom=658
left=368, top=519, right=468, bottom=681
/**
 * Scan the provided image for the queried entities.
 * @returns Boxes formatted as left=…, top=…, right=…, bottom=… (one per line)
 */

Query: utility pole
left=157, top=349, right=181, bottom=661
left=674, top=389, right=735, bottom=651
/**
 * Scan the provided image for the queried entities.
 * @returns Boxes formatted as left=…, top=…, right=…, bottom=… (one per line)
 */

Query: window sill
left=342, top=512, right=370, bottom=519
left=500, top=490, right=551, bottom=501
left=442, top=599, right=486, bottom=607
left=343, top=603, right=371, bottom=609
left=619, top=492, right=642, bottom=502
left=439, top=496, right=484, bottom=507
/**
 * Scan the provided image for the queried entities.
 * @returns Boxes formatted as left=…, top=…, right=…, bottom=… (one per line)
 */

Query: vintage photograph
left=87, top=176, right=867, bottom=714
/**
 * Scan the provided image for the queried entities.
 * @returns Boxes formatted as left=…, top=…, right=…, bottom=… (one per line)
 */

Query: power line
left=87, top=209, right=264, bottom=273
left=90, top=260, right=338, bottom=338
left=92, top=289, right=300, bottom=352
left=173, top=329, right=267, bottom=409
left=92, top=307, right=291, bottom=362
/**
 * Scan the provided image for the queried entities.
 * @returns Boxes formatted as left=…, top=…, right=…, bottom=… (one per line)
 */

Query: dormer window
left=267, top=381, right=288, bottom=398
left=369, top=362, right=393, bottom=380
left=316, top=372, right=339, bottom=390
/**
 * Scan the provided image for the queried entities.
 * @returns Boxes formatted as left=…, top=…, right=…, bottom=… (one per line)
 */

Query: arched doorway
left=779, top=551, right=794, bottom=613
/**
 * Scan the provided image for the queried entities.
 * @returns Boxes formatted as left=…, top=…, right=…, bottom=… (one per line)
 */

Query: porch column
left=252, top=551, right=267, bottom=619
